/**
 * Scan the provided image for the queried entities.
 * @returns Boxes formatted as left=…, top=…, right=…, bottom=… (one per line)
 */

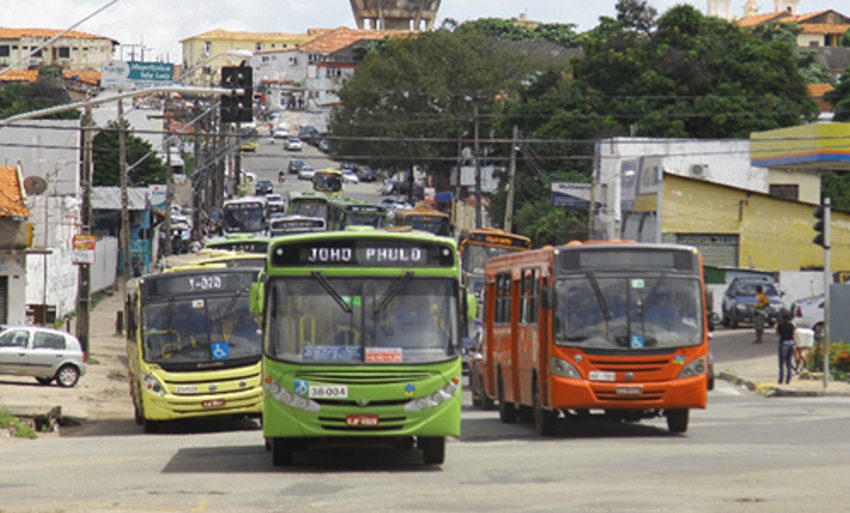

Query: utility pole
left=164, top=136, right=173, bottom=257
left=821, top=198, right=832, bottom=389
left=118, top=98, right=131, bottom=283
left=503, top=125, right=518, bottom=232
left=473, top=99, right=482, bottom=229
left=193, top=104, right=203, bottom=241
left=76, top=106, right=93, bottom=354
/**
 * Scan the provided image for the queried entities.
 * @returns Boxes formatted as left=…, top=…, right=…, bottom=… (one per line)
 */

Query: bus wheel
left=133, top=403, right=143, bottom=426
left=497, top=378, right=518, bottom=423
left=533, top=382, right=558, bottom=436
left=272, top=438, right=295, bottom=466
left=418, top=436, right=445, bottom=465
left=666, top=409, right=689, bottom=434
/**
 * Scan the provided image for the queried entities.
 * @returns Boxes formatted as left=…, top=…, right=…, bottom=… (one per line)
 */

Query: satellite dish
left=23, top=176, right=47, bottom=195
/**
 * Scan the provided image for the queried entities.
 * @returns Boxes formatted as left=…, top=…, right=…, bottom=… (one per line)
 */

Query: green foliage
left=92, top=120, right=166, bottom=187
left=842, top=28, right=850, bottom=47
left=0, top=409, right=37, bottom=439
left=806, top=341, right=850, bottom=382
left=457, top=17, right=580, bottom=47
left=0, top=80, right=79, bottom=120
left=512, top=199, right=587, bottom=247
left=825, top=67, right=850, bottom=121
left=821, top=170, right=850, bottom=211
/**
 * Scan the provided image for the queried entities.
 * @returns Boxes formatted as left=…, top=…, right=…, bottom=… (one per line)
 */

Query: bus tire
left=418, top=436, right=445, bottom=465
left=666, top=409, right=689, bottom=434
left=272, top=437, right=295, bottom=466
left=497, top=376, right=517, bottom=423
left=133, top=403, right=143, bottom=426
left=533, top=381, right=558, bottom=436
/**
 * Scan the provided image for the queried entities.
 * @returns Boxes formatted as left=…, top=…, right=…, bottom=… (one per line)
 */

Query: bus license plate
left=345, top=415, right=379, bottom=427
left=202, top=399, right=227, bottom=408
left=589, top=371, right=616, bottom=382
left=309, top=385, right=348, bottom=399
left=616, top=385, right=643, bottom=396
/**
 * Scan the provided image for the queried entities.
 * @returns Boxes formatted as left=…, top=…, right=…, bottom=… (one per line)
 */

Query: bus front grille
left=295, top=370, right=433, bottom=385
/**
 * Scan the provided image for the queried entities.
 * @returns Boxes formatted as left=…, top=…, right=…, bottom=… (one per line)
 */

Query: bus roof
left=288, top=190, right=330, bottom=202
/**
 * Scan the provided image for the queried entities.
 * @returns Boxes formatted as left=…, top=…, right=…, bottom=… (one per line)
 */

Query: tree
left=0, top=78, right=79, bottom=119
left=825, top=67, right=850, bottom=121
left=457, top=17, right=580, bottom=47
left=92, top=120, right=166, bottom=187
left=842, top=27, right=850, bottom=47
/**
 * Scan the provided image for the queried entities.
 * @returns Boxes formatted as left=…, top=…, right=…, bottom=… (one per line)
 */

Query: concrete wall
left=0, top=253, right=27, bottom=324
left=663, top=175, right=850, bottom=272
left=91, top=236, right=118, bottom=293
left=768, top=168, right=821, bottom=205
left=0, top=120, right=81, bottom=196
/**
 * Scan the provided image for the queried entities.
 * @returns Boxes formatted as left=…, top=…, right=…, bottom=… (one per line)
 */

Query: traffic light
left=220, top=65, right=253, bottom=123
left=813, top=202, right=830, bottom=248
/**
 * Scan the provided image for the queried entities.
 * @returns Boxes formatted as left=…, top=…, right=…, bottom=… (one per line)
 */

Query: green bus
left=204, top=233, right=270, bottom=254
left=251, top=229, right=474, bottom=466
left=286, top=191, right=330, bottom=222
left=326, top=197, right=388, bottom=231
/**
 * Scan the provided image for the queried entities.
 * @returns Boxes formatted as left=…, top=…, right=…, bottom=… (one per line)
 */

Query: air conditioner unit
left=689, top=164, right=709, bottom=179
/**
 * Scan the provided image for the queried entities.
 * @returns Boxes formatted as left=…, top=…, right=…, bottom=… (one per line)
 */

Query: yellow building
left=180, top=29, right=324, bottom=85
left=662, top=174, right=850, bottom=272
left=0, top=28, right=117, bottom=71
left=738, top=9, right=850, bottom=48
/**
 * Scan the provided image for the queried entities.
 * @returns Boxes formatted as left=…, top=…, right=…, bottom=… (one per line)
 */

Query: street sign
left=72, top=235, right=97, bottom=265
left=101, top=60, right=175, bottom=90
left=551, top=182, right=596, bottom=209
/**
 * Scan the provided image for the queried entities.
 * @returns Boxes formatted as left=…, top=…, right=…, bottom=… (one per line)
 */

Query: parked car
left=721, top=277, right=784, bottom=328
left=285, top=137, right=303, bottom=151
left=298, top=165, right=316, bottom=180
left=255, top=179, right=274, bottom=196
left=0, top=326, right=87, bottom=387
left=793, top=294, right=824, bottom=341
left=356, top=166, right=377, bottom=182
left=342, top=169, right=359, bottom=184
left=288, top=159, right=304, bottom=175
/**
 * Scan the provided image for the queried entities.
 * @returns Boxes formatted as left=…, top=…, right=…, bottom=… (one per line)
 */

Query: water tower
left=706, top=0, right=733, bottom=20
left=774, top=0, right=801, bottom=14
left=349, top=0, right=441, bottom=31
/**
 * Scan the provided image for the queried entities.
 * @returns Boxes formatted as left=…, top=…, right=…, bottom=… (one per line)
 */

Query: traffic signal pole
left=821, top=198, right=831, bottom=389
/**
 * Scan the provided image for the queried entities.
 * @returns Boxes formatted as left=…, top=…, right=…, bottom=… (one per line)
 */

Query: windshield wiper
left=586, top=271, right=611, bottom=339
left=312, top=271, right=352, bottom=314
left=374, top=272, right=414, bottom=315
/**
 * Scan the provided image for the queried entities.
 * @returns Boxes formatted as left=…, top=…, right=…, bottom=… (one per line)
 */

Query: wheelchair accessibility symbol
left=294, top=379, right=309, bottom=396
left=211, top=342, right=230, bottom=360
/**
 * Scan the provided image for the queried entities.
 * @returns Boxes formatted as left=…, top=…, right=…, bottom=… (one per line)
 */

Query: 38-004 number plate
left=308, top=385, right=348, bottom=399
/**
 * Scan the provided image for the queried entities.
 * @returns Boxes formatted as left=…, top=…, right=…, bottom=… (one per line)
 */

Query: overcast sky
left=0, top=0, right=839, bottom=63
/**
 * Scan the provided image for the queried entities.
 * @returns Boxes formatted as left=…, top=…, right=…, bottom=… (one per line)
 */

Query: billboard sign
left=101, top=60, right=175, bottom=90
left=72, top=234, right=97, bottom=265
left=551, top=182, right=594, bottom=209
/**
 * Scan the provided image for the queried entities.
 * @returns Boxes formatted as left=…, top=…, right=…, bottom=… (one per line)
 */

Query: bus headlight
left=551, top=357, right=581, bottom=379
left=404, top=376, right=460, bottom=412
left=678, top=356, right=707, bottom=379
left=264, top=378, right=320, bottom=412
left=142, top=373, right=165, bottom=397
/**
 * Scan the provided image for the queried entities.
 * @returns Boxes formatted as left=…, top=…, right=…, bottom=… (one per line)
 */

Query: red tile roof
left=63, top=69, right=100, bottom=85
left=0, top=69, right=39, bottom=82
left=807, top=83, right=835, bottom=113
left=297, top=27, right=410, bottom=54
left=0, top=27, right=115, bottom=42
left=0, top=166, right=32, bottom=217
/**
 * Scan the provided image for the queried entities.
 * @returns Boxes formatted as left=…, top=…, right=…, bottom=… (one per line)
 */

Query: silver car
left=0, top=326, right=87, bottom=387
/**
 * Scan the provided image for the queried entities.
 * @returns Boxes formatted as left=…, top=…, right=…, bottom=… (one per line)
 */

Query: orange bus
left=481, top=242, right=709, bottom=435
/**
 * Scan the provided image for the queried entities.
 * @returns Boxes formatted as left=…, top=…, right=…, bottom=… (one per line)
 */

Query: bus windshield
left=553, top=275, right=702, bottom=350
left=223, top=203, right=266, bottom=233
left=406, top=216, right=450, bottom=236
left=462, top=244, right=522, bottom=274
left=289, top=200, right=328, bottom=220
left=142, top=295, right=261, bottom=366
left=348, top=213, right=386, bottom=228
left=313, top=174, right=342, bottom=193
left=267, top=277, right=458, bottom=363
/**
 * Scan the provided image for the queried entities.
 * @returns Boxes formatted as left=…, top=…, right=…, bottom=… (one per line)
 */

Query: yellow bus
left=125, top=264, right=263, bottom=432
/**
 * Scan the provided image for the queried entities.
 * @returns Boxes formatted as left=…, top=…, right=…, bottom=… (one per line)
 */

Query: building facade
left=0, top=28, right=116, bottom=70
left=0, top=166, right=32, bottom=325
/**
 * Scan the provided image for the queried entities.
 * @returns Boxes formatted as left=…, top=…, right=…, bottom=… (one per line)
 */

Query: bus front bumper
left=548, top=375, right=708, bottom=411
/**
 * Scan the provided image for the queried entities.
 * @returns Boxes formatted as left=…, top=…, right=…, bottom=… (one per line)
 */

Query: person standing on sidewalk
left=753, top=285, right=770, bottom=344
left=776, top=311, right=796, bottom=384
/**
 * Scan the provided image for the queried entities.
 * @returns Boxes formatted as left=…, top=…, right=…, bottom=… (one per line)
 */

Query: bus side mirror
left=250, top=281, right=264, bottom=319
left=466, top=292, right=478, bottom=320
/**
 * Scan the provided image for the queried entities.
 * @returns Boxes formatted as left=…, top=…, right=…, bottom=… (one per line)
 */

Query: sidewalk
left=714, top=330, right=850, bottom=397
left=0, top=282, right=133, bottom=426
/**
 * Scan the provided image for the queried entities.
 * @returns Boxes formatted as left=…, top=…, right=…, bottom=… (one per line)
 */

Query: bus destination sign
left=144, top=271, right=256, bottom=300
left=272, top=239, right=454, bottom=268
left=211, top=241, right=268, bottom=254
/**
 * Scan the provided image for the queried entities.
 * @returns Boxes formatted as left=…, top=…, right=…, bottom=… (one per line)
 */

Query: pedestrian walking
left=776, top=310, right=796, bottom=384
left=753, top=284, right=770, bottom=343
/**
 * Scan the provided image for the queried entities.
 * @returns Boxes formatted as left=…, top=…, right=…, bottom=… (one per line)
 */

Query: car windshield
left=554, top=275, right=703, bottom=350
left=462, top=244, right=521, bottom=274
left=142, top=295, right=261, bottom=366
left=735, top=282, right=779, bottom=296
left=289, top=199, right=327, bottom=219
left=267, top=277, right=458, bottom=363
left=223, top=203, right=266, bottom=233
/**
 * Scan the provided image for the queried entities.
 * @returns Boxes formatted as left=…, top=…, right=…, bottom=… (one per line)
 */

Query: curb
left=719, top=371, right=850, bottom=397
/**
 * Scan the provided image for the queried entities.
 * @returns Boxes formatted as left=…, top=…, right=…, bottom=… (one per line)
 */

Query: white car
left=0, top=326, right=87, bottom=387
left=298, top=165, right=315, bottom=180
left=342, top=169, right=359, bottom=184
left=285, top=137, right=303, bottom=151
left=273, top=128, right=289, bottom=139
left=793, top=294, right=824, bottom=340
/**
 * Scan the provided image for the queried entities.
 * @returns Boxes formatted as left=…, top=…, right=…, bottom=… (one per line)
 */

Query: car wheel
left=666, top=409, right=689, bottom=434
left=418, top=436, right=445, bottom=465
left=55, top=365, right=80, bottom=388
left=35, top=377, right=53, bottom=386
